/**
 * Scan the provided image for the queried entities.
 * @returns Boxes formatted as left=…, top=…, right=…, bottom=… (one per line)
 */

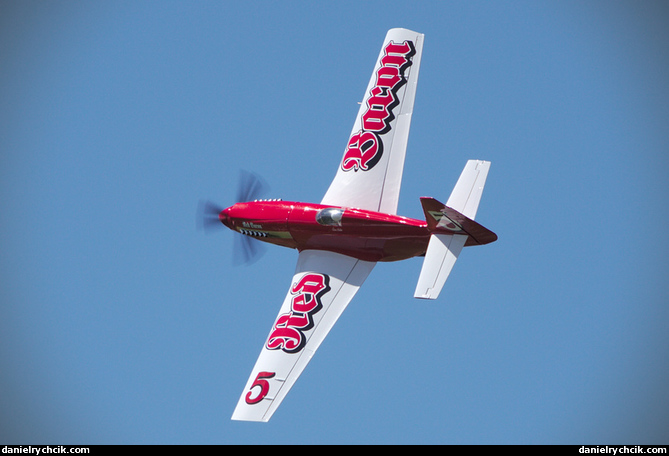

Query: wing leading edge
left=321, top=28, right=424, bottom=215
left=231, top=250, right=375, bottom=422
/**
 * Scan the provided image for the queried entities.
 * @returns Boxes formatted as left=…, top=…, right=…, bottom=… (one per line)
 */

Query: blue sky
left=1, top=0, right=668, bottom=444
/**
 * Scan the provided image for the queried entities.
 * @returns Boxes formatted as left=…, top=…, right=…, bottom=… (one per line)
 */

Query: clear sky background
left=1, top=0, right=668, bottom=445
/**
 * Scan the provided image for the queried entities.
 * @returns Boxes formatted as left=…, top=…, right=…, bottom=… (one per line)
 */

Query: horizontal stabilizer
left=446, top=159, right=490, bottom=219
left=414, top=160, right=496, bottom=300
left=414, top=233, right=467, bottom=299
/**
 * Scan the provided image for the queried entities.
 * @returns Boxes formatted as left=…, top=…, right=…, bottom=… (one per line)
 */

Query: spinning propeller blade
left=198, top=170, right=270, bottom=265
left=196, top=199, right=224, bottom=233
left=236, top=170, right=270, bottom=203
left=234, top=232, right=266, bottom=266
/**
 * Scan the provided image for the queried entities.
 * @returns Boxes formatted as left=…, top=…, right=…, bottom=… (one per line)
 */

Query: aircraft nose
left=219, top=207, right=232, bottom=228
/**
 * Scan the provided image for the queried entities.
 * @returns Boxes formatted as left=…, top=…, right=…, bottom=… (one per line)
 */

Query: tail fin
left=414, top=160, right=496, bottom=300
left=419, top=197, right=497, bottom=246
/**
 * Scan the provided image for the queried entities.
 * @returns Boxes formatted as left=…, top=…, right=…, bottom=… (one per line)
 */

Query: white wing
left=231, top=250, right=375, bottom=422
left=321, top=28, right=424, bottom=214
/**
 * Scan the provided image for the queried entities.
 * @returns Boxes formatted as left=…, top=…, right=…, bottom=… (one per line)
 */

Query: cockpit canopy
left=315, top=207, right=344, bottom=226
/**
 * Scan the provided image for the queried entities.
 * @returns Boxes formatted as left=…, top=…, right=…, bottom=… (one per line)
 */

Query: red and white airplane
left=201, top=28, right=497, bottom=422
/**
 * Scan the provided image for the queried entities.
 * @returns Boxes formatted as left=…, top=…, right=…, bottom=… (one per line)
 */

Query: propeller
left=197, top=170, right=270, bottom=265
left=234, top=232, right=266, bottom=266
left=196, top=199, right=224, bottom=234
left=236, top=169, right=270, bottom=203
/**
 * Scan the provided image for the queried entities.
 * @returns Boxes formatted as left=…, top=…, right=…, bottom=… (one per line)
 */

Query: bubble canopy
left=315, top=207, right=344, bottom=226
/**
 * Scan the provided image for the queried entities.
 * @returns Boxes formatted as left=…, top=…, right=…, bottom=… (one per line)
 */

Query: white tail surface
left=413, top=160, right=491, bottom=299
left=446, top=160, right=490, bottom=220
left=413, top=233, right=467, bottom=299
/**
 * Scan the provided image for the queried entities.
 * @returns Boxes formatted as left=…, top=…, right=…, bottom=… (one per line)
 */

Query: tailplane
left=414, top=160, right=496, bottom=300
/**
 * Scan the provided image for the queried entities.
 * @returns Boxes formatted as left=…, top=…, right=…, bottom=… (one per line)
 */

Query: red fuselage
left=219, top=200, right=431, bottom=262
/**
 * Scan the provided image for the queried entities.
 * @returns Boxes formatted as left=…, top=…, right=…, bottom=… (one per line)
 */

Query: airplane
left=198, top=28, right=497, bottom=422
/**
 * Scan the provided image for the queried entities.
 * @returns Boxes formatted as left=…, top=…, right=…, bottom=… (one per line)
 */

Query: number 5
left=245, top=371, right=276, bottom=405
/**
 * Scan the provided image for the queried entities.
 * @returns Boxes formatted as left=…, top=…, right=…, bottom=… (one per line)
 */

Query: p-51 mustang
left=199, top=28, right=497, bottom=422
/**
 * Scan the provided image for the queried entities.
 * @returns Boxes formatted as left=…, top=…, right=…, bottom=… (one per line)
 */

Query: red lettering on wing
left=341, top=39, right=415, bottom=172
left=266, top=273, right=331, bottom=354
left=245, top=371, right=275, bottom=405
left=341, top=130, right=382, bottom=172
